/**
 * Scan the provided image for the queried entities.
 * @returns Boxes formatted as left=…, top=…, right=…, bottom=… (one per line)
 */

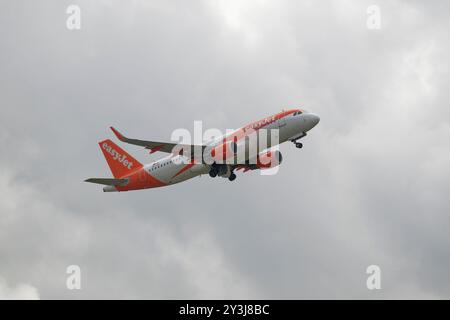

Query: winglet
left=110, top=126, right=125, bottom=141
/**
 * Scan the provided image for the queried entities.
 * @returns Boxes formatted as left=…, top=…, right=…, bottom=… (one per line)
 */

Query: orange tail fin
left=99, top=139, right=143, bottom=178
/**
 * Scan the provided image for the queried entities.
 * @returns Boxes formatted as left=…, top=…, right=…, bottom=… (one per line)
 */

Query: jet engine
left=209, top=140, right=237, bottom=163
left=255, top=150, right=283, bottom=169
left=234, top=131, right=279, bottom=163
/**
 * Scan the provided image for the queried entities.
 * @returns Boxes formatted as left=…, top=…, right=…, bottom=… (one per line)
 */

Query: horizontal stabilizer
left=84, top=178, right=128, bottom=186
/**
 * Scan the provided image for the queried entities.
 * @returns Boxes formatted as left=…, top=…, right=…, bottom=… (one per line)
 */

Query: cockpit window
left=293, top=111, right=303, bottom=116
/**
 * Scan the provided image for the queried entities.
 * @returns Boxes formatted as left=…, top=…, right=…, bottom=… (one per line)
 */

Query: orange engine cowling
left=210, top=140, right=237, bottom=162
left=256, top=150, right=283, bottom=169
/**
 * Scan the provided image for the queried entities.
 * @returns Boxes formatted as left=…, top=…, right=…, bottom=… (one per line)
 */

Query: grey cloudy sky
left=1, top=0, right=449, bottom=299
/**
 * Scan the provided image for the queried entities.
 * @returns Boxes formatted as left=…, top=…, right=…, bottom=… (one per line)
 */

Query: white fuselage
left=144, top=110, right=320, bottom=187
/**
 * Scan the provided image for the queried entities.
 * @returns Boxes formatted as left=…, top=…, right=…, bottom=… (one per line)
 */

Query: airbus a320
left=85, top=109, right=320, bottom=192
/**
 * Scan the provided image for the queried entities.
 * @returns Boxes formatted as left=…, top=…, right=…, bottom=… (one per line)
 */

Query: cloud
left=0, top=277, right=40, bottom=300
left=0, top=0, right=449, bottom=299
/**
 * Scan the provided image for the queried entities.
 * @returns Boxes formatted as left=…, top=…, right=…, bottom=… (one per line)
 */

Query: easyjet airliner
left=85, top=109, right=320, bottom=192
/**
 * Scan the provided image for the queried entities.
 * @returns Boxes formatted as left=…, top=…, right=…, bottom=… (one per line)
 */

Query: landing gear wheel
left=228, top=173, right=237, bottom=181
left=295, top=142, right=303, bottom=149
left=209, top=170, right=217, bottom=178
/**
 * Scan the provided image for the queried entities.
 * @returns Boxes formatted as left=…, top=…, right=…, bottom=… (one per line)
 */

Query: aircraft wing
left=110, top=127, right=203, bottom=155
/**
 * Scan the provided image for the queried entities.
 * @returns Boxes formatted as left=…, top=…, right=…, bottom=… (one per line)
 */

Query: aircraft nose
left=309, top=113, right=320, bottom=127
left=304, top=112, right=320, bottom=130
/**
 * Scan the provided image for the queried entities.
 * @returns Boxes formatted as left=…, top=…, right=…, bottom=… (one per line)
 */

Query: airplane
left=85, top=109, right=320, bottom=192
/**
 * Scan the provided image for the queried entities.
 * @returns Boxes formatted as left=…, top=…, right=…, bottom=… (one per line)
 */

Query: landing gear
left=292, top=132, right=306, bottom=149
left=209, top=164, right=236, bottom=181
left=209, top=169, right=217, bottom=178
